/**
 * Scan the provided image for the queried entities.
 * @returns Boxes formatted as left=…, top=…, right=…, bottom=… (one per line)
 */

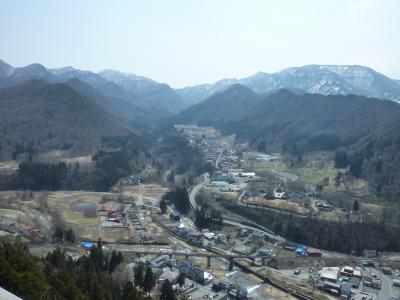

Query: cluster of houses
left=170, top=211, right=260, bottom=247
left=189, top=130, right=237, bottom=170
left=215, top=148, right=238, bottom=170
left=142, top=254, right=251, bottom=299
left=175, top=125, right=239, bottom=171
left=310, top=264, right=396, bottom=298
left=142, top=255, right=213, bottom=289
left=170, top=213, right=271, bottom=249
left=132, top=214, right=145, bottom=237
left=315, top=265, right=375, bottom=298
left=208, top=171, right=252, bottom=194
left=171, top=221, right=223, bottom=247
left=132, top=211, right=164, bottom=242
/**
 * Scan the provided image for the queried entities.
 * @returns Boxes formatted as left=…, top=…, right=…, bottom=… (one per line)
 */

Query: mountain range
left=0, top=59, right=187, bottom=116
left=1, top=59, right=400, bottom=111
left=177, top=65, right=400, bottom=104
left=2, top=57, right=400, bottom=198
left=171, top=85, right=400, bottom=148
left=1, top=57, right=400, bottom=162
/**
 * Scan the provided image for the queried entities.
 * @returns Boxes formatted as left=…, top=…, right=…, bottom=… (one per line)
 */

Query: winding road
left=189, top=173, right=210, bottom=210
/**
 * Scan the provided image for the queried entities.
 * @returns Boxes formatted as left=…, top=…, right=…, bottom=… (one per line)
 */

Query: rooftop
left=307, top=247, right=321, bottom=254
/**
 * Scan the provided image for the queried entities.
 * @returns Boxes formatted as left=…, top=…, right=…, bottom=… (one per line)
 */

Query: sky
left=0, top=0, right=399, bottom=88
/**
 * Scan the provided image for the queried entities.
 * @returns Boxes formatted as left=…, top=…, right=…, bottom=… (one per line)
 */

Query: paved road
left=309, top=198, right=318, bottom=213
left=361, top=268, right=395, bottom=300
left=189, top=173, right=210, bottom=210
left=222, top=219, right=285, bottom=242
left=215, top=150, right=223, bottom=169
left=111, top=246, right=272, bottom=259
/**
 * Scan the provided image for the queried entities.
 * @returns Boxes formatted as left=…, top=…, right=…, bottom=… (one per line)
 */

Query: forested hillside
left=0, top=134, right=150, bottom=192
left=0, top=80, right=130, bottom=160
left=171, top=85, right=261, bottom=125
left=65, top=78, right=159, bottom=128
left=0, top=240, right=141, bottom=300
left=173, top=87, right=400, bottom=150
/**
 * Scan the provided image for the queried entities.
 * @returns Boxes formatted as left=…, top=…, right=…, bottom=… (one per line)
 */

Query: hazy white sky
left=1, top=0, right=399, bottom=87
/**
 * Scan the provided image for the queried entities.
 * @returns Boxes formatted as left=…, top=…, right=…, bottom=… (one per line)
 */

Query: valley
left=2, top=2, right=400, bottom=299
left=2, top=120, right=400, bottom=300
left=1, top=60, right=400, bottom=300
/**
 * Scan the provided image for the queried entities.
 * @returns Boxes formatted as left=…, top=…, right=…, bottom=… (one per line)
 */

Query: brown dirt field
left=100, top=226, right=132, bottom=243
left=247, top=197, right=310, bottom=215
left=121, top=184, right=169, bottom=205
left=220, top=192, right=240, bottom=200
left=0, top=190, right=136, bottom=242
left=0, top=208, right=31, bottom=224
left=35, top=151, right=94, bottom=168
left=100, top=201, right=123, bottom=211
left=122, top=184, right=169, bottom=196
left=271, top=256, right=360, bottom=269
left=46, top=191, right=114, bottom=241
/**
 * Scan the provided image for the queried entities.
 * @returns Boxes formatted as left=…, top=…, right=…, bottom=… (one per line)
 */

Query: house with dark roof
left=170, top=211, right=181, bottom=221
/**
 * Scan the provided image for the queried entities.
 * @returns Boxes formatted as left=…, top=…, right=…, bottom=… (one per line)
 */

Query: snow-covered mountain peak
left=176, top=65, right=400, bottom=104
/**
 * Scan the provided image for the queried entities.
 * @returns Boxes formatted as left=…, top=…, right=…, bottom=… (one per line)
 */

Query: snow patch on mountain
left=177, top=65, right=400, bottom=104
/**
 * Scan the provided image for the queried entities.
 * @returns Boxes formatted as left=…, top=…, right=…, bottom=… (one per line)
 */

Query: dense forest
left=0, top=130, right=213, bottom=194
left=161, top=187, right=191, bottom=215
left=155, top=131, right=211, bottom=176
left=0, top=135, right=149, bottom=192
left=345, top=132, right=400, bottom=201
left=223, top=201, right=400, bottom=253
left=0, top=240, right=142, bottom=300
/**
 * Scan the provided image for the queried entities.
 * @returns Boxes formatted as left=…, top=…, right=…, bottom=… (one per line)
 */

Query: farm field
left=121, top=183, right=168, bottom=206
left=246, top=197, right=310, bottom=215
left=250, top=151, right=370, bottom=195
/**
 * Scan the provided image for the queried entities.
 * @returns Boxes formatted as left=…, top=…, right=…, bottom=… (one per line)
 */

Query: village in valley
left=1, top=124, right=400, bottom=300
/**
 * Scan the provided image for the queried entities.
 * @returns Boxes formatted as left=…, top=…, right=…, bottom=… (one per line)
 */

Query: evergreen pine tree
left=160, top=279, right=176, bottom=300
left=176, top=273, right=185, bottom=286
left=160, top=199, right=168, bottom=214
left=143, top=266, right=155, bottom=296
left=109, top=250, right=117, bottom=273
left=353, top=200, right=360, bottom=212
left=134, top=263, right=144, bottom=288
